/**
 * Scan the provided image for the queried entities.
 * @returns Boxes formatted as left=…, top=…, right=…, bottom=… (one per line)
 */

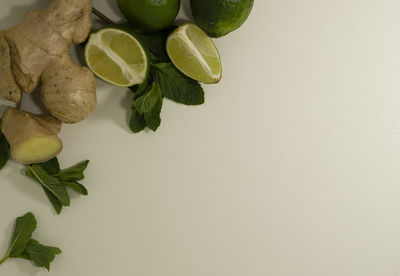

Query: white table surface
left=1, top=0, right=400, bottom=275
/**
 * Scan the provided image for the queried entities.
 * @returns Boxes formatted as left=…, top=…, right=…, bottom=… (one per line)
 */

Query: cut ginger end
left=13, top=136, right=62, bottom=165
left=1, top=107, right=63, bottom=165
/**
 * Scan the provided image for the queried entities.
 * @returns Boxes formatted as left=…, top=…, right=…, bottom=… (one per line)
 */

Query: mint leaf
left=130, top=79, right=163, bottom=132
left=39, top=158, right=61, bottom=175
left=144, top=94, right=163, bottom=131
left=27, top=165, right=70, bottom=206
left=138, top=29, right=172, bottom=63
left=42, top=186, right=63, bottom=214
left=129, top=77, right=151, bottom=133
left=15, top=251, right=30, bottom=260
left=153, top=63, right=204, bottom=105
left=129, top=109, right=146, bottom=133
left=55, top=160, right=89, bottom=182
left=130, top=75, right=150, bottom=99
left=0, top=119, right=10, bottom=170
left=63, top=181, right=88, bottom=196
left=24, top=239, right=61, bottom=271
left=26, top=159, right=89, bottom=213
left=26, top=170, right=63, bottom=214
left=133, top=82, right=162, bottom=114
left=8, top=213, right=37, bottom=258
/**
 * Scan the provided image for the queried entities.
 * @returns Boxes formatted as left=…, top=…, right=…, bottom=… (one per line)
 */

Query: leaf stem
left=26, top=166, right=42, bottom=186
left=0, top=254, right=9, bottom=265
left=92, top=7, right=115, bottom=25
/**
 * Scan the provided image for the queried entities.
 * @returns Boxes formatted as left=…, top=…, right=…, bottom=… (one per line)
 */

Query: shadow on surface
left=20, top=87, right=48, bottom=115
left=105, top=0, right=123, bottom=18
left=0, top=0, right=51, bottom=29
left=181, top=0, right=192, bottom=18
left=0, top=220, right=12, bottom=258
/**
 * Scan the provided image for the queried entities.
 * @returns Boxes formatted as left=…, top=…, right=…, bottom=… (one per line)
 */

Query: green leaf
left=133, top=82, right=162, bottom=114
left=55, top=160, right=89, bottom=182
left=1, top=214, right=62, bottom=269
left=130, top=75, right=150, bottom=100
left=138, top=28, right=174, bottom=63
left=130, top=79, right=164, bottom=133
left=27, top=165, right=70, bottom=206
left=153, top=63, right=204, bottom=105
left=129, top=77, right=151, bottom=133
left=24, top=239, right=61, bottom=271
left=63, top=181, right=88, bottom=196
left=42, top=186, right=63, bottom=214
left=8, top=213, right=37, bottom=258
left=25, top=159, right=89, bottom=213
left=129, top=109, right=146, bottom=133
left=0, top=119, right=10, bottom=170
left=26, top=170, right=62, bottom=214
left=15, top=251, right=30, bottom=260
left=26, top=169, right=63, bottom=214
left=38, top=158, right=60, bottom=175
left=144, top=94, right=163, bottom=131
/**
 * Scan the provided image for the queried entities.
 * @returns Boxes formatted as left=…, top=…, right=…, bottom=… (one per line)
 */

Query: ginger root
left=1, top=107, right=63, bottom=164
left=41, top=56, right=96, bottom=123
left=0, top=35, right=21, bottom=103
left=0, top=0, right=96, bottom=123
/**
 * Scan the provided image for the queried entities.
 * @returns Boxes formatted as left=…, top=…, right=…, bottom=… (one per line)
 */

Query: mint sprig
left=128, top=27, right=205, bottom=134
left=26, top=158, right=89, bottom=214
left=129, top=63, right=204, bottom=133
left=0, top=213, right=61, bottom=271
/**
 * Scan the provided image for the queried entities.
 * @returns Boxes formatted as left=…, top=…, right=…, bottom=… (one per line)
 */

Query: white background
left=1, top=0, right=400, bottom=275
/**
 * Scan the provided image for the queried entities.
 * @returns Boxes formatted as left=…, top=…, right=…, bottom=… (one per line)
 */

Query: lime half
left=166, top=23, right=222, bottom=84
left=85, top=27, right=149, bottom=87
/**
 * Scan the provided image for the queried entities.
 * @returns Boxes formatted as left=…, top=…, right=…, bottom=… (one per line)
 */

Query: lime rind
left=85, top=28, right=149, bottom=87
left=117, top=0, right=180, bottom=33
left=190, top=0, right=254, bottom=38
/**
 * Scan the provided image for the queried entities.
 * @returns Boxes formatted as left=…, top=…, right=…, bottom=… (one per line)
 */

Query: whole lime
left=117, top=0, right=181, bottom=33
left=190, top=0, right=254, bottom=37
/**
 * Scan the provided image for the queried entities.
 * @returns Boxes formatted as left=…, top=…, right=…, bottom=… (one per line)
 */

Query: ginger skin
left=0, top=0, right=96, bottom=123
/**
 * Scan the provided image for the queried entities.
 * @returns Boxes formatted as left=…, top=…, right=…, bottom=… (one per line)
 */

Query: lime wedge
left=85, top=27, right=148, bottom=87
left=166, top=23, right=222, bottom=84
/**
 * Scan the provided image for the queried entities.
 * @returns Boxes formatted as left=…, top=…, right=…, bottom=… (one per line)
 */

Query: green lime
left=85, top=26, right=149, bottom=87
left=190, top=0, right=254, bottom=37
left=117, top=0, right=181, bottom=33
left=166, top=23, right=222, bottom=84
